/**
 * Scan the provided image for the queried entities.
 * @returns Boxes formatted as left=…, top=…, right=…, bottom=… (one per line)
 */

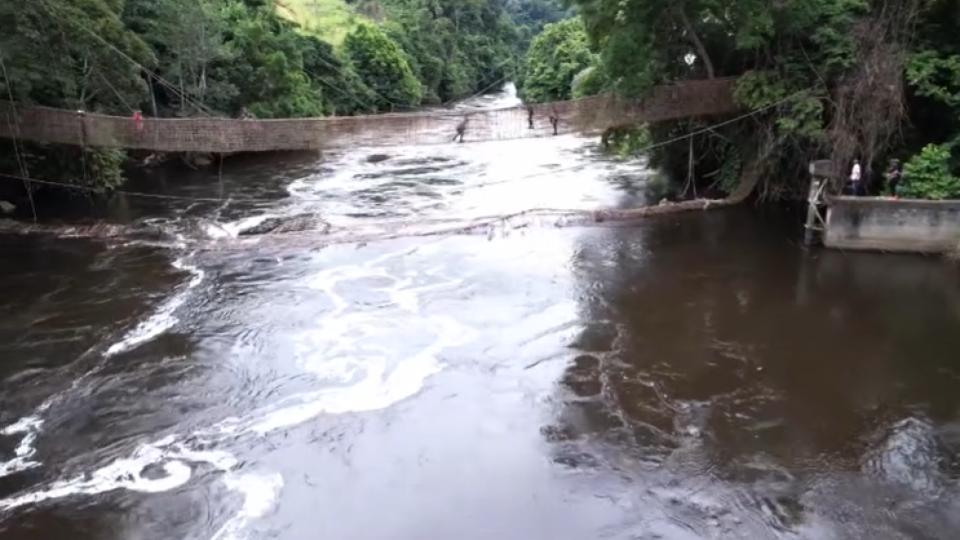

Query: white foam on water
left=208, top=311, right=473, bottom=437
left=1, top=233, right=477, bottom=539
left=202, top=222, right=236, bottom=240
left=0, top=436, right=232, bottom=511
left=247, top=347, right=439, bottom=435
left=212, top=473, right=284, bottom=540
left=105, top=257, right=205, bottom=357
left=0, top=415, right=44, bottom=478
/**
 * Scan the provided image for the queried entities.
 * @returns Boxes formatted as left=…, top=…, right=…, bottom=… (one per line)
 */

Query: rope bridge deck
left=0, top=78, right=738, bottom=153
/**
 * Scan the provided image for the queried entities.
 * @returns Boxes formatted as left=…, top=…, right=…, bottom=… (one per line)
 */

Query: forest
left=518, top=0, right=960, bottom=200
left=2, top=0, right=959, bottom=201
left=0, top=0, right=558, bottom=195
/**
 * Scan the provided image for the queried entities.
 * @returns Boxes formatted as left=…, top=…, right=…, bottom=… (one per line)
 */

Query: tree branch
left=676, top=5, right=716, bottom=79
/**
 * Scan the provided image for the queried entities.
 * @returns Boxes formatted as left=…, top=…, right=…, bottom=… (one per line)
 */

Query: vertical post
left=804, top=178, right=822, bottom=246
left=77, top=110, right=88, bottom=185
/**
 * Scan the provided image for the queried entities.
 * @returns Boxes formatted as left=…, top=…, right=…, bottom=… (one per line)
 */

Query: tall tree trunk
left=676, top=6, right=716, bottom=79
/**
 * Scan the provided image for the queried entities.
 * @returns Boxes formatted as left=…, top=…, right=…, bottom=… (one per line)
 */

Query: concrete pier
left=825, top=196, right=960, bottom=253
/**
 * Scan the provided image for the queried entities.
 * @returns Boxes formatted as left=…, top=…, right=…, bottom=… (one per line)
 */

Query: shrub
left=900, top=144, right=960, bottom=200
left=344, top=24, right=422, bottom=110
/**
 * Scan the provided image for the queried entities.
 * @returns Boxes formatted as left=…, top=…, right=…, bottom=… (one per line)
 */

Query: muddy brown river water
left=2, top=86, right=960, bottom=539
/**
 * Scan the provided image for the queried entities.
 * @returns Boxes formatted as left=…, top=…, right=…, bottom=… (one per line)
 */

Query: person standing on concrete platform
left=849, top=159, right=862, bottom=195
left=884, top=158, right=902, bottom=198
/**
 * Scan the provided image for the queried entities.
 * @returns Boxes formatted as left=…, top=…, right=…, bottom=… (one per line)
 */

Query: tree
left=344, top=23, right=422, bottom=109
left=377, top=0, right=521, bottom=103
left=570, top=0, right=960, bottom=200
left=901, top=144, right=960, bottom=200
left=0, top=0, right=153, bottom=112
left=295, top=32, right=377, bottom=115
left=0, top=0, right=154, bottom=194
left=124, top=0, right=234, bottom=116
left=0, top=0, right=532, bottom=206
left=519, top=18, right=595, bottom=103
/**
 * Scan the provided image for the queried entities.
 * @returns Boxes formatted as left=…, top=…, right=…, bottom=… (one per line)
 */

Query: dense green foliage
left=900, top=144, right=960, bottom=199
left=519, top=18, right=596, bottom=103
left=0, top=0, right=533, bottom=202
left=569, top=0, right=960, bottom=199
left=277, top=0, right=364, bottom=47
left=0, top=0, right=154, bottom=112
left=378, top=0, right=522, bottom=103
left=344, top=23, right=422, bottom=109
left=504, top=0, right=571, bottom=48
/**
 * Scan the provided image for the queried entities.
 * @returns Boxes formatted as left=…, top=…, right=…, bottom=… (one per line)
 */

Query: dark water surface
left=2, top=87, right=960, bottom=539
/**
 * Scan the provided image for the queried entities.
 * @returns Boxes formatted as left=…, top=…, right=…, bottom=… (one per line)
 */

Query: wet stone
left=570, top=322, right=619, bottom=352
left=540, top=424, right=574, bottom=442
left=140, top=462, right=171, bottom=480
left=561, top=354, right=603, bottom=397
left=366, top=154, right=391, bottom=163
left=555, top=400, right=625, bottom=438
left=552, top=450, right=601, bottom=469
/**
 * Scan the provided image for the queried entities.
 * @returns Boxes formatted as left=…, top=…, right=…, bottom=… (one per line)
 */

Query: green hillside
left=275, top=0, right=365, bottom=46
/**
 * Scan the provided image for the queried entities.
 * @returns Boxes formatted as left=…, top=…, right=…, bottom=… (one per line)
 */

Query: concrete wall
left=825, top=197, right=960, bottom=253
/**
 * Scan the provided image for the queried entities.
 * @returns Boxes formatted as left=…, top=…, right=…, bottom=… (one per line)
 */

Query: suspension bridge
left=0, top=78, right=738, bottom=154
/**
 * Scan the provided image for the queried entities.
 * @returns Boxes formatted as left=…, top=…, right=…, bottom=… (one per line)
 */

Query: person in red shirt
left=132, top=110, right=144, bottom=133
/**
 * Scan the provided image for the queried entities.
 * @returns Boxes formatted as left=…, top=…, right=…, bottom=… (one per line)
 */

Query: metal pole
left=803, top=178, right=822, bottom=246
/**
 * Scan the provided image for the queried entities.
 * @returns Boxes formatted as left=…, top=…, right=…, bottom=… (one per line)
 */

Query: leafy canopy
left=344, top=23, right=422, bottom=110
left=520, top=18, right=595, bottom=103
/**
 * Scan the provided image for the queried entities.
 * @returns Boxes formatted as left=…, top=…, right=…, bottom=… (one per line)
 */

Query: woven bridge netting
left=0, top=78, right=737, bottom=153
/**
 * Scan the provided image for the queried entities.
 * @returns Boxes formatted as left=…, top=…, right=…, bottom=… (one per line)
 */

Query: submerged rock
left=366, top=154, right=391, bottom=164
left=0, top=201, right=15, bottom=214
left=863, top=417, right=947, bottom=495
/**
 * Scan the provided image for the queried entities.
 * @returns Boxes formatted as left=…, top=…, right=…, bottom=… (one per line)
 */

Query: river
left=2, top=85, right=960, bottom=539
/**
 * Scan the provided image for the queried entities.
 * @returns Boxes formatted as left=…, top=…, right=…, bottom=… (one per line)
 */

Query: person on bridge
left=527, top=105, right=535, bottom=129
left=453, top=116, right=469, bottom=143
left=132, top=109, right=144, bottom=133
left=548, top=106, right=561, bottom=136
left=848, top=159, right=862, bottom=195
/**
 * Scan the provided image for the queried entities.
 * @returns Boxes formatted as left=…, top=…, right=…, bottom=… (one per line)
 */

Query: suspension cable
left=37, top=0, right=220, bottom=117
left=464, top=89, right=804, bottom=190
left=0, top=50, right=38, bottom=222
left=97, top=72, right=136, bottom=114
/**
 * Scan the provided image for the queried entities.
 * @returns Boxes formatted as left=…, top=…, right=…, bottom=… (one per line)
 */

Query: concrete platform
left=825, top=196, right=960, bottom=253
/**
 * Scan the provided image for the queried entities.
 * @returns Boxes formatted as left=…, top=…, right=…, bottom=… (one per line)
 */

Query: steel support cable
left=0, top=50, right=38, bottom=221
left=440, top=58, right=516, bottom=107
left=97, top=72, right=136, bottom=114
left=464, top=89, right=807, bottom=190
left=301, top=55, right=414, bottom=113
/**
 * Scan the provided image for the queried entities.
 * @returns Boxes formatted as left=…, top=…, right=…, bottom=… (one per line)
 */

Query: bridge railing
left=0, top=78, right=739, bottom=153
